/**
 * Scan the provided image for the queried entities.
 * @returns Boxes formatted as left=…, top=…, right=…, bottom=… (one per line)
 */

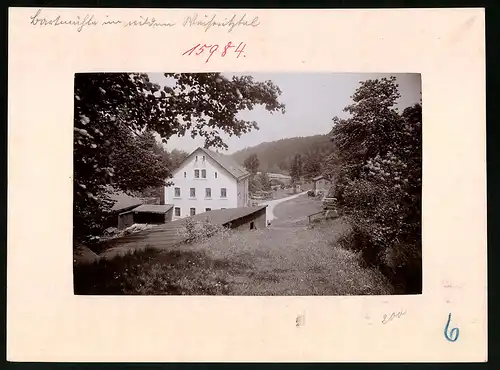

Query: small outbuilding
left=118, top=204, right=174, bottom=229
left=312, top=175, right=333, bottom=196
left=190, top=205, right=268, bottom=231
left=105, top=190, right=143, bottom=229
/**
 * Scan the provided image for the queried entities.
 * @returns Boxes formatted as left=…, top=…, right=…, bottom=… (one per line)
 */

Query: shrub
left=178, top=218, right=230, bottom=244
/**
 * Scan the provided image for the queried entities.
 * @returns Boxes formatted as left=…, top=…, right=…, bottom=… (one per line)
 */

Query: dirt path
left=258, top=191, right=308, bottom=221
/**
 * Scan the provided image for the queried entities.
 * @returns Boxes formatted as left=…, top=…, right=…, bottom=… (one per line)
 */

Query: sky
left=147, top=72, right=421, bottom=155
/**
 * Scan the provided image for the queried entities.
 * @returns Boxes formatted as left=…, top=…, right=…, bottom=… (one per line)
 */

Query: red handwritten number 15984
left=182, top=42, right=247, bottom=63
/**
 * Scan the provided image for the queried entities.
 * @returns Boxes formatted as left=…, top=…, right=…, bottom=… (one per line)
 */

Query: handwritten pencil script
left=28, top=9, right=260, bottom=33
left=183, top=13, right=260, bottom=32
left=382, top=310, right=406, bottom=324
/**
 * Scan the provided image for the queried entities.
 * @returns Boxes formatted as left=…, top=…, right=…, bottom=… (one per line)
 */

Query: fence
left=308, top=210, right=326, bottom=224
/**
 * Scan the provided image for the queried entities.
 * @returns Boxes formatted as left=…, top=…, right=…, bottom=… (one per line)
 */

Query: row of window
left=174, top=206, right=226, bottom=217
left=174, top=187, right=227, bottom=198
left=183, top=169, right=218, bottom=179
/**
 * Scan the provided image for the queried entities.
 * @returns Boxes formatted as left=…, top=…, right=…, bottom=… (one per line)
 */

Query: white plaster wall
left=164, top=149, right=238, bottom=220
left=237, top=176, right=249, bottom=207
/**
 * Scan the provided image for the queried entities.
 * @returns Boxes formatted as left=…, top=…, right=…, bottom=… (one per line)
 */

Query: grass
left=74, top=217, right=394, bottom=295
left=336, top=222, right=422, bottom=294
left=74, top=246, right=238, bottom=295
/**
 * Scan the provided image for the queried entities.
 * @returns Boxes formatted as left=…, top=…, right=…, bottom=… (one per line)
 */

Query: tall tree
left=329, top=76, right=422, bottom=293
left=259, top=172, right=271, bottom=191
left=302, top=149, right=322, bottom=180
left=243, top=153, right=260, bottom=175
left=289, top=154, right=303, bottom=183
left=74, top=73, right=285, bottom=240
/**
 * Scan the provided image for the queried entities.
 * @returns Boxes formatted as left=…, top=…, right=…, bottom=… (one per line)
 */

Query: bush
left=178, top=218, right=230, bottom=244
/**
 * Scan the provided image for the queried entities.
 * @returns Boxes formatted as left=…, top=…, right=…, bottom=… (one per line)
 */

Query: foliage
left=302, top=149, right=323, bottom=180
left=258, top=172, right=272, bottom=191
left=178, top=218, right=230, bottom=244
left=139, top=147, right=189, bottom=199
left=73, top=247, right=231, bottom=295
left=328, top=77, right=422, bottom=293
left=74, top=73, right=285, bottom=241
left=232, top=134, right=333, bottom=173
left=248, top=175, right=261, bottom=193
left=243, top=153, right=260, bottom=175
left=289, top=154, right=303, bottom=183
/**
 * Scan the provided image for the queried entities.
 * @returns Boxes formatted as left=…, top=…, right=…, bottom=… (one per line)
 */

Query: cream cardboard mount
left=7, top=7, right=487, bottom=362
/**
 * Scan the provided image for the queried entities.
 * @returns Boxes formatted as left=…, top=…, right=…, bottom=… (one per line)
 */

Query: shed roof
left=190, top=205, right=267, bottom=226
left=131, top=204, right=174, bottom=214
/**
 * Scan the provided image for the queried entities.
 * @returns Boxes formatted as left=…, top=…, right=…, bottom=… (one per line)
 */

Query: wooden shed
left=118, top=204, right=174, bottom=229
left=312, top=175, right=333, bottom=196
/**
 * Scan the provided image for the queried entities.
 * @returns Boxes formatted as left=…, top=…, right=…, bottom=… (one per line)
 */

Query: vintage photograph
left=73, top=72, right=422, bottom=296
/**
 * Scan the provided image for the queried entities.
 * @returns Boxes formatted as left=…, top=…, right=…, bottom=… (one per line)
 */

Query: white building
left=164, top=147, right=251, bottom=220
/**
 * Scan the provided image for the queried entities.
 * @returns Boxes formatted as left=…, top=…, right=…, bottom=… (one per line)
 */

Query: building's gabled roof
left=312, top=175, right=325, bottom=181
left=176, top=147, right=250, bottom=180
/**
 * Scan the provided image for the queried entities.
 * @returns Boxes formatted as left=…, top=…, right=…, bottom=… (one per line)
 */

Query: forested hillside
left=231, top=133, right=333, bottom=174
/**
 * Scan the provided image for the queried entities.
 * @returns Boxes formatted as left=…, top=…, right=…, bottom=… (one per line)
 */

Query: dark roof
left=108, top=190, right=143, bottom=212
left=189, top=205, right=267, bottom=225
left=132, top=204, right=174, bottom=214
left=177, top=147, right=250, bottom=180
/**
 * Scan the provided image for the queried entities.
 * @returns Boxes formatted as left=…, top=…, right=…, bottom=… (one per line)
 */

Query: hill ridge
left=231, top=133, right=333, bottom=174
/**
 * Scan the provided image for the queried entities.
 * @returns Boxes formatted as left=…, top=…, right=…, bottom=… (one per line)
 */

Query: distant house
left=164, top=147, right=251, bottom=220
left=257, top=172, right=292, bottom=185
left=312, top=175, right=333, bottom=196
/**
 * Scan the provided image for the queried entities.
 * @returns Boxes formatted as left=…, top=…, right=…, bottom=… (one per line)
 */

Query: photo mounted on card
left=72, top=72, right=422, bottom=297
left=8, top=7, right=486, bottom=362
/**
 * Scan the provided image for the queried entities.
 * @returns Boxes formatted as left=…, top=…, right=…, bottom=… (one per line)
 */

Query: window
left=174, top=207, right=181, bottom=216
left=221, top=208, right=226, bottom=210
left=190, top=188, right=196, bottom=198
left=184, top=172, right=186, bottom=178
left=202, top=155, right=206, bottom=161
left=201, top=169, right=206, bottom=178
left=205, top=188, right=211, bottom=198
left=194, top=170, right=200, bottom=178
left=215, top=172, right=218, bottom=178
left=174, top=187, right=180, bottom=197
left=205, top=208, right=211, bottom=212
left=250, top=221, right=255, bottom=230
left=190, top=207, right=196, bottom=216
left=195, top=155, right=198, bottom=161
left=221, top=188, right=227, bottom=198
